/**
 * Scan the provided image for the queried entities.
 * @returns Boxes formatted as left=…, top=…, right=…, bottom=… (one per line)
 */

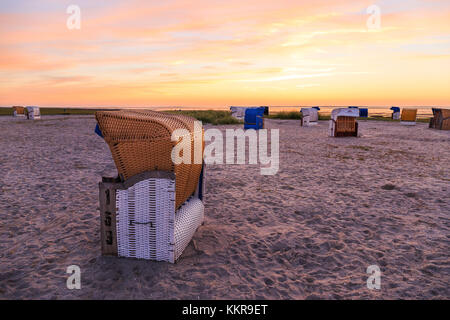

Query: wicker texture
left=429, top=108, right=450, bottom=130
left=329, top=116, right=358, bottom=137
left=336, top=116, right=356, bottom=133
left=401, top=109, right=417, bottom=122
left=440, top=109, right=450, bottom=130
left=115, top=177, right=204, bottom=263
left=96, top=110, right=204, bottom=209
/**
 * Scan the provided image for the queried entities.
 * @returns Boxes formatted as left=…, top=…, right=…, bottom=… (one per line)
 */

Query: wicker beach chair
left=12, top=106, right=25, bottom=117
left=329, top=108, right=359, bottom=137
left=26, top=106, right=41, bottom=120
left=244, top=107, right=265, bottom=130
left=400, top=109, right=417, bottom=125
left=96, top=110, right=205, bottom=263
left=300, top=108, right=319, bottom=126
left=390, top=107, right=400, bottom=120
left=429, top=108, right=450, bottom=130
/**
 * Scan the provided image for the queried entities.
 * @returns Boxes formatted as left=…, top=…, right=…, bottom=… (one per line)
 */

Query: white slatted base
left=116, top=178, right=204, bottom=263
left=400, top=121, right=416, bottom=126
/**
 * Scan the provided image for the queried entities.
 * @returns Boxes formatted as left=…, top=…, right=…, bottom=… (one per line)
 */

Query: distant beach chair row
left=12, top=106, right=41, bottom=119
left=300, top=106, right=449, bottom=136
left=95, top=110, right=205, bottom=263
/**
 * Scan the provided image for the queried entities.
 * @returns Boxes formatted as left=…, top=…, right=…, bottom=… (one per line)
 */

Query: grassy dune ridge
left=0, top=107, right=431, bottom=123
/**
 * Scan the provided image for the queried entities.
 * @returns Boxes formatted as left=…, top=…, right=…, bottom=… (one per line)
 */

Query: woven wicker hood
left=95, top=110, right=204, bottom=209
left=12, top=106, right=25, bottom=114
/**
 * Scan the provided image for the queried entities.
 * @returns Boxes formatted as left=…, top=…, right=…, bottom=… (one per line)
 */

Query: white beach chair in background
left=300, top=108, right=319, bottom=126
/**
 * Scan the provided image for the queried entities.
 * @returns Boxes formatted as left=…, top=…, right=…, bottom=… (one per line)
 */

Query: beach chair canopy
left=244, top=107, right=264, bottom=130
left=401, top=109, right=417, bottom=122
left=390, top=107, right=400, bottom=113
left=12, top=106, right=25, bottom=114
left=359, top=108, right=368, bottom=117
left=439, top=109, right=450, bottom=130
left=95, top=110, right=204, bottom=209
left=312, top=106, right=321, bottom=111
left=300, top=108, right=319, bottom=122
left=331, top=108, right=359, bottom=120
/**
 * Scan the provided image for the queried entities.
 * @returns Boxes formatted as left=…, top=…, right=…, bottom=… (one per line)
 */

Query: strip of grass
left=1, top=107, right=430, bottom=124
left=266, top=111, right=302, bottom=120
left=40, top=108, right=99, bottom=115
left=166, top=110, right=242, bottom=125
left=0, top=107, right=99, bottom=116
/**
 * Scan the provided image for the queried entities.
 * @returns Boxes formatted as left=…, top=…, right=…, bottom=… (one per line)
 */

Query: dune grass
left=266, top=111, right=303, bottom=120
left=0, top=107, right=98, bottom=116
left=166, top=110, right=242, bottom=125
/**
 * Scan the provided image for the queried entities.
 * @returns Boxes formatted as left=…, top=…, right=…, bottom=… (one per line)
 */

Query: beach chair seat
left=12, top=106, right=25, bottom=117
left=329, top=108, right=359, bottom=137
left=400, top=109, right=417, bottom=125
left=244, top=107, right=265, bottom=130
left=96, top=110, right=206, bottom=263
left=300, top=108, right=319, bottom=126
left=429, top=108, right=450, bottom=130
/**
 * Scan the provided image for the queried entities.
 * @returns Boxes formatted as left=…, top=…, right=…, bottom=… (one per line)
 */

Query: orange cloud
left=1, top=0, right=449, bottom=107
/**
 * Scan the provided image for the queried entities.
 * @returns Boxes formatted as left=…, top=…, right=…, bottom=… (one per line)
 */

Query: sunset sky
left=1, top=0, right=449, bottom=107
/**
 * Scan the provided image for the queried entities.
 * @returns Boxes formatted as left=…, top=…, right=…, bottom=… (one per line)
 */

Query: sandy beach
left=0, top=115, right=449, bottom=299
